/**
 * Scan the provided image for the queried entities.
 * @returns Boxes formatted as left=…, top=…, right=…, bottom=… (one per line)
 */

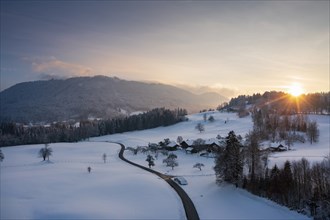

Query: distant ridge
left=0, top=75, right=227, bottom=122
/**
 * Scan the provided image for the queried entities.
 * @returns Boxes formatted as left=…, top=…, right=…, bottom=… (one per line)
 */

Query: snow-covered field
left=268, top=114, right=330, bottom=167
left=93, top=112, right=253, bottom=147
left=123, top=149, right=309, bottom=219
left=93, top=111, right=329, bottom=167
left=1, top=111, right=328, bottom=219
left=1, top=142, right=184, bottom=219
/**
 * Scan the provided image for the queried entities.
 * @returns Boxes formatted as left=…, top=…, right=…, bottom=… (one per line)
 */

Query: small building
left=185, top=147, right=194, bottom=154
left=164, top=141, right=179, bottom=151
left=180, top=140, right=194, bottom=149
left=205, top=138, right=221, bottom=152
left=269, top=144, right=287, bottom=152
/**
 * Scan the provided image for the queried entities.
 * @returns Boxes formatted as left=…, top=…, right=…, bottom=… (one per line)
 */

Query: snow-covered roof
left=184, top=140, right=195, bottom=146
left=148, top=143, right=159, bottom=148
left=205, top=138, right=220, bottom=145
left=166, top=141, right=178, bottom=148
left=182, top=139, right=220, bottom=146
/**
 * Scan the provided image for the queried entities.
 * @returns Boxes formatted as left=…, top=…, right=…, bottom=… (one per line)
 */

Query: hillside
left=0, top=76, right=227, bottom=122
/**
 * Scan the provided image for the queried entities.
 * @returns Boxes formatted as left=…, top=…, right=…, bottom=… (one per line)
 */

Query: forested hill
left=0, top=75, right=227, bottom=122
left=220, top=91, right=329, bottom=114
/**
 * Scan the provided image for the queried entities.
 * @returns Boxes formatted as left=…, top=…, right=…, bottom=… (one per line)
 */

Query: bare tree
left=306, top=121, right=319, bottom=144
left=195, top=123, right=205, bottom=133
left=102, top=153, right=107, bottom=163
left=203, top=113, right=207, bottom=122
left=193, top=163, right=204, bottom=171
left=193, top=138, right=206, bottom=152
left=285, top=132, right=295, bottom=150
left=39, top=144, right=53, bottom=161
left=177, top=136, right=183, bottom=144
left=163, top=153, right=178, bottom=170
left=245, top=131, right=261, bottom=183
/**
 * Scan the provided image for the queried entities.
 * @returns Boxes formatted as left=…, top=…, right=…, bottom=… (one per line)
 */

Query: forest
left=0, top=108, right=187, bottom=147
left=214, top=130, right=329, bottom=219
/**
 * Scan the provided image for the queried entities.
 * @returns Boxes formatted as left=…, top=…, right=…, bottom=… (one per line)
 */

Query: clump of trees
left=126, top=147, right=138, bottom=155
left=163, top=153, right=178, bottom=170
left=214, top=130, right=330, bottom=219
left=38, top=144, right=53, bottom=161
left=146, top=155, right=155, bottom=168
left=208, top=115, right=215, bottom=122
left=250, top=107, right=319, bottom=146
left=246, top=158, right=330, bottom=218
left=0, top=108, right=187, bottom=147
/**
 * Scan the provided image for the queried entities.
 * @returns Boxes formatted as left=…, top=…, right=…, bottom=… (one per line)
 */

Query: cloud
left=26, top=56, right=93, bottom=78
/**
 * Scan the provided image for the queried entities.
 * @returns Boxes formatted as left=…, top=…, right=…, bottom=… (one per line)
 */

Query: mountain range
left=0, top=75, right=227, bottom=122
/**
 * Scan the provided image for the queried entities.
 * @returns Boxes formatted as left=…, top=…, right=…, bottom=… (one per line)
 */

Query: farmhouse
left=270, top=144, right=287, bottom=152
left=164, top=141, right=179, bottom=151
left=180, top=140, right=194, bottom=149
left=180, top=139, right=221, bottom=153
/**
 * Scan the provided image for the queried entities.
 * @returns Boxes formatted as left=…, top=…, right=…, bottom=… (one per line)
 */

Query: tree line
left=0, top=108, right=187, bottom=147
left=98, top=108, right=187, bottom=135
left=214, top=130, right=330, bottom=219
left=219, top=91, right=329, bottom=115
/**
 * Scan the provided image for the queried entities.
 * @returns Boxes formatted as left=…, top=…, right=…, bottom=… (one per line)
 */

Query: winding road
left=116, top=142, right=200, bottom=220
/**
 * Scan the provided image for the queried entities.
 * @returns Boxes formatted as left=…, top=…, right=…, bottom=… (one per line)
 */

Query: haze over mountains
left=0, top=75, right=227, bottom=123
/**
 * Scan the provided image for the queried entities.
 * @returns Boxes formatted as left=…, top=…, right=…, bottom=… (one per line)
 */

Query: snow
left=2, top=111, right=327, bottom=219
left=122, top=150, right=309, bottom=219
left=119, top=108, right=127, bottom=115
left=92, top=112, right=253, bottom=147
left=92, top=111, right=329, bottom=167
left=73, top=122, right=80, bottom=128
left=268, top=114, right=330, bottom=167
left=1, top=142, right=184, bottom=219
left=90, top=111, right=328, bottom=219
left=185, top=178, right=305, bottom=220
left=129, top=111, right=145, bottom=116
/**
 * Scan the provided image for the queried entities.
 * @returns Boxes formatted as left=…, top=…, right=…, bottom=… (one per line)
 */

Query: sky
left=1, top=1, right=329, bottom=97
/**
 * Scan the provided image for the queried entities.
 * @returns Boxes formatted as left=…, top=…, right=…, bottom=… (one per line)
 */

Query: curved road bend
left=116, top=142, right=200, bottom=220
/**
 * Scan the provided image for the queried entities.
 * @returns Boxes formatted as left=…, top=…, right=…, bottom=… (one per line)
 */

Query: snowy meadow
left=1, top=111, right=329, bottom=219
left=1, top=142, right=184, bottom=219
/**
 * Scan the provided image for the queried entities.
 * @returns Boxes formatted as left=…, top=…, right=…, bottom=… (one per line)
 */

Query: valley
left=2, top=111, right=328, bottom=219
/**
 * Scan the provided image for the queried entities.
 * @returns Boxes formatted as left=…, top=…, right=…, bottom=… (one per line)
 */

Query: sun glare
left=288, top=83, right=304, bottom=97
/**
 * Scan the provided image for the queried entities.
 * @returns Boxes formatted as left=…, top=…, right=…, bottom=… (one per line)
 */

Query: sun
left=288, top=83, right=304, bottom=97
